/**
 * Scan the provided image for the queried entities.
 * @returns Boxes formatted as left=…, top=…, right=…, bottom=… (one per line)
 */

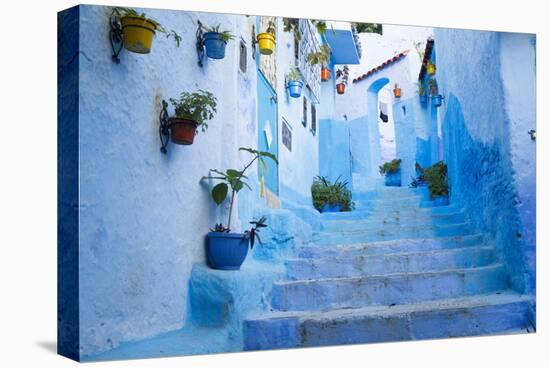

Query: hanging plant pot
left=169, top=117, right=199, bottom=145
left=427, top=62, right=436, bottom=76
left=420, top=94, right=428, bottom=104
left=287, top=80, right=304, bottom=98
left=321, top=67, right=331, bottom=81
left=321, top=203, right=342, bottom=213
left=203, top=32, right=228, bottom=59
left=432, top=94, right=443, bottom=107
left=121, top=16, right=157, bottom=54
left=206, top=232, right=249, bottom=270
left=336, top=83, right=346, bottom=95
left=257, top=32, right=276, bottom=55
left=393, top=87, right=402, bottom=98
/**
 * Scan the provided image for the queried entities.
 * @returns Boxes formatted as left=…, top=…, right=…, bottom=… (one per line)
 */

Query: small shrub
left=311, top=176, right=354, bottom=212
left=423, top=161, right=449, bottom=198
left=379, top=159, right=402, bottom=175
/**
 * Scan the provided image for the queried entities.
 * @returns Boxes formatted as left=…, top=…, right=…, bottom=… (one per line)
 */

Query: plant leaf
left=211, top=183, right=228, bottom=205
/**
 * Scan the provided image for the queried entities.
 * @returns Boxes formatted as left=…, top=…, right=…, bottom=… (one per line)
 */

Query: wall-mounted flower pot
left=257, top=33, right=275, bottom=55
left=336, top=83, right=346, bottom=95
left=432, top=94, right=443, bottom=107
left=287, top=80, right=304, bottom=98
left=385, top=170, right=402, bottom=187
left=321, top=203, right=342, bottom=213
left=419, top=94, right=428, bottom=104
left=203, top=32, right=227, bottom=59
left=169, top=117, right=199, bottom=145
left=121, top=16, right=156, bottom=53
left=393, top=87, right=402, bottom=98
left=427, top=62, right=436, bottom=76
left=206, top=232, right=249, bottom=270
left=321, top=67, right=331, bottom=81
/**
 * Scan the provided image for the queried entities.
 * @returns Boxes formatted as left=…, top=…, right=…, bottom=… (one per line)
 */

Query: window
left=282, top=118, right=292, bottom=152
left=310, top=103, right=317, bottom=135
left=239, top=39, right=247, bottom=73
left=302, top=97, right=308, bottom=127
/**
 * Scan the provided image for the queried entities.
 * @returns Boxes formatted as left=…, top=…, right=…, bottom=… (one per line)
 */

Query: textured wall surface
left=435, top=29, right=535, bottom=293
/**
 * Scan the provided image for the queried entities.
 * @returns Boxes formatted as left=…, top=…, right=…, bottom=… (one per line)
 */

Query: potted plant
left=409, top=162, right=428, bottom=188
left=257, top=20, right=276, bottom=55
left=168, top=90, right=217, bottom=145
left=393, top=83, right=402, bottom=98
left=118, top=7, right=181, bottom=53
left=428, top=79, right=443, bottom=107
left=336, top=65, right=349, bottom=95
left=286, top=66, right=304, bottom=98
left=311, top=176, right=354, bottom=213
left=417, top=82, right=428, bottom=104
left=423, top=161, right=449, bottom=206
left=427, top=60, right=436, bottom=76
left=379, top=158, right=402, bottom=186
left=202, top=147, right=278, bottom=270
left=202, top=24, right=235, bottom=59
left=307, top=45, right=332, bottom=81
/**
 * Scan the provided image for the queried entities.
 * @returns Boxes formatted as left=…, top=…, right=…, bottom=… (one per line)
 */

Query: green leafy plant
left=423, top=161, right=449, bottom=198
left=204, top=24, right=235, bottom=42
left=336, top=65, right=350, bottom=85
left=264, top=20, right=276, bottom=34
left=379, top=158, right=402, bottom=175
left=307, top=45, right=331, bottom=67
left=353, top=23, right=383, bottom=35
left=427, top=78, right=439, bottom=96
left=169, top=90, right=217, bottom=132
left=287, top=65, right=301, bottom=82
left=311, top=176, right=355, bottom=212
left=117, top=7, right=181, bottom=47
left=202, top=147, right=278, bottom=231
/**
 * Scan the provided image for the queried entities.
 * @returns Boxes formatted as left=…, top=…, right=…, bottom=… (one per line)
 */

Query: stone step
left=321, top=205, right=463, bottom=221
left=270, top=264, right=506, bottom=311
left=320, top=212, right=467, bottom=231
left=298, top=234, right=484, bottom=258
left=286, top=246, right=496, bottom=280
left=243, top=291, right=533, bottom=350
left=353, top=188, right=423, bottom=201
left=312, top=222, right=473, bottom=245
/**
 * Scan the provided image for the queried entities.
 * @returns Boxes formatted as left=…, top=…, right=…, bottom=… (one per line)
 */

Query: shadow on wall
left=443, top=94, right=531, bottom=293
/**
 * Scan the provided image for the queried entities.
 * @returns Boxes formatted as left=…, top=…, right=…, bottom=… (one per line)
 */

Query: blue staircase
left=243, top=186, right=534, bottom=350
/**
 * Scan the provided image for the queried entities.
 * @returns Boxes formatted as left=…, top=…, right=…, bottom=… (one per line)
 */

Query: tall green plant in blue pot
left=203, top=24, right=235, bottom=60
left=286, top=66, right=303, bottom=98
left=202, top=147, right=278, bottom=270
left=379, top=159, right=402, bottom=186
left=428, top=78, right=444, bottom=107
left=311, top=176, right=355, bottom=213
left=424, top=161, right=450, bottom=206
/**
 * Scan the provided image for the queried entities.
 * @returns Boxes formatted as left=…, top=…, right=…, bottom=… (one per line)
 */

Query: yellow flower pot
left=121, top=16, right=157, bottom=54
left=256, top=32, right=276, bottom=55
left=427, top=62, right=436, bottom=76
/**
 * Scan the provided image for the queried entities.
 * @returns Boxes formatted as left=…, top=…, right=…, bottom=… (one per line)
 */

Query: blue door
left=257, top=72, right=279, bottom=196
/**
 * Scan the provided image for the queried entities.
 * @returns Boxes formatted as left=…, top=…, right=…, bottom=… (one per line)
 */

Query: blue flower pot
left=287, top=80, right=303, bottom=98
left=432, top=195, right=450, bottom=206
left=385, top=170, right=402, bottom=187
left=321, top=203, right=342, bottom=213
left=420, top=95, right=428, bottom=105
left=203, top=32, right=227, bottom=60
left=432, top=94, right=443, bottom=107
left=206, top=232, right=249, bottom=270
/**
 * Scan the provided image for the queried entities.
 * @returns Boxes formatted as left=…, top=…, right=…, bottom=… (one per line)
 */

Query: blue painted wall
left=435, top=29, right=536, bottom=293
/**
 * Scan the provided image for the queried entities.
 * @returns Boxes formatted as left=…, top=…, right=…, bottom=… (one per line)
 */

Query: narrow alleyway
left=243, top=184, right=534, bottom=349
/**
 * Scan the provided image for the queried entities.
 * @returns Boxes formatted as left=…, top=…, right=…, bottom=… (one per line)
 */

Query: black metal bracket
left=251, top=24, right=257, bottom=60
left=109, top=8, right=123, bottom=64
left=528, top=129, right=536, bottom=141
left=196, top=20, right=205, bottom=67
left=159, top=100, right=171, bottom=154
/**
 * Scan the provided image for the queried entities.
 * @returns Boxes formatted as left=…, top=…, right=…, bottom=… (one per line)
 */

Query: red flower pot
left=169, top=117, right=199, bottom=145
left=336, top=83, right=346, bottom=95
left=321, top=67, right=331, bottom=81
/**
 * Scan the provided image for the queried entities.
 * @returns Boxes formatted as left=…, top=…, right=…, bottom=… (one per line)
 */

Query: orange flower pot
left=321, top=67, right=331, bottom=81
left=393, top=87, right=402, bottom=98
left=336, top=83, right=346, bottom=95
left=169, top=118, right=199, bottom=145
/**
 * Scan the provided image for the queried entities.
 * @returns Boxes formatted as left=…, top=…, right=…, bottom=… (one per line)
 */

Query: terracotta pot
left=169, top=117, right=199, bottom=145
left=321, top=67, right=331, bottom=81
left=394, top=87, right=402, bottom=98
left=336, top=83, right=346, bottom=95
